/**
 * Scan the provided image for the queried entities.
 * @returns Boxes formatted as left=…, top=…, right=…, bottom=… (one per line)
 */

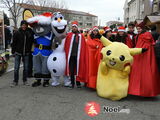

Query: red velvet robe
left=86, top=36, right=103, bottom=89
left=128, top=32, right=160, bottom=97
left=64, top=32, right=87, bottom=82
left=125, top=35, right=134, bottom=48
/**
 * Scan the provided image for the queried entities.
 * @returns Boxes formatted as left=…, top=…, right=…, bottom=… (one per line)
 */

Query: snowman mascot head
left=51, top=12, right=67, bottom=38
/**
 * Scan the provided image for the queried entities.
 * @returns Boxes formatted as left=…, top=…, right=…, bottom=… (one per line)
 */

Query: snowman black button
left=55, top=44, right=59, bottom=48
left=53, top=57, right=57, bottom=61
left=53, top=69, right=57, bottom=73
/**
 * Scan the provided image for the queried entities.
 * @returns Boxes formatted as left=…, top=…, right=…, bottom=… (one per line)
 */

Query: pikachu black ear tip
left=142, top=48, right=148, bottom=53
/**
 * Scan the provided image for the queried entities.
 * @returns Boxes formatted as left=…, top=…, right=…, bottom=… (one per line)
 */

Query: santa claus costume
left=64, top=21, right=87, bottom=88
left=86, top=26, right=103, bottom=89
left=128, top=22, right=160, bottom=97
left=115, top=26, right=133, bottom=48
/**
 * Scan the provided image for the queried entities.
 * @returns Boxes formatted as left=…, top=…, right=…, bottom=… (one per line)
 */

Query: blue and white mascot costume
left=27, top=13, right=54, bottom=87
left=47, top=12, right=70, bottom=87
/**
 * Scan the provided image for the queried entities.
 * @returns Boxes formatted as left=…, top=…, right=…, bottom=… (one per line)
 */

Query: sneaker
left=77, top=85, right=82, bottom=89
left=10, top=82, right=18, bottom=87
left=43, top=81, right=49, bottom=87
left=51, top=81, right=60, bottom=87
left=64, top=77, right=71, bottom=87
left=64, top=81, right=71, bottom=87
left=32, top=80, right=41, bottom=87
left=76, top=82, right=81, bottom=88
left=23, top=81, right=30, bottom=86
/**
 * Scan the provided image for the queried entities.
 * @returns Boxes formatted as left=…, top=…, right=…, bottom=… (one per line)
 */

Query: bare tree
left=0, top=0, right=30, bottom=28
left=28, top=0, right=68, bottom=14
left=0, top=0, right=69, bottom=28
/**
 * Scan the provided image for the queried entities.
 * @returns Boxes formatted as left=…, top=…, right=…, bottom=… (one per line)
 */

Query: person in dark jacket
left=154, top=36, right=160, bottom=72
left=103, top=26, right=115, bottom=42
left=4, top=25, right=12, bottom=50
left=115, top=26, right=133, bottom=48
left=127, top=22, right=136, bottom=47
left=151, top=25, right=159, bottom=42
left=11, top=20, right=34, bottom=86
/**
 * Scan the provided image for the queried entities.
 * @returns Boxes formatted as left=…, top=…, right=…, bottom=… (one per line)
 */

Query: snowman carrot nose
left=58, top=18, right=61, bottom=22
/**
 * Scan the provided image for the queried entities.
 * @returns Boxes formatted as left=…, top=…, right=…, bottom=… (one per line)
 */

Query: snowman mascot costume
left=47, top=12, right=71, bottom=87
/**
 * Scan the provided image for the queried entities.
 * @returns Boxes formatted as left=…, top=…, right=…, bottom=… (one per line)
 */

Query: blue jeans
left=14, top=54, right=29, bottom=83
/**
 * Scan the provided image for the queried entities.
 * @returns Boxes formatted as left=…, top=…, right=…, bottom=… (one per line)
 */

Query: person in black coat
left=103, top=28, right=115, bottom=42
left=151, top=25, right=159, bottom=42
left=11, top=20, right=34, bottom=86
left=154, top=36, right=160, bottom=72
left=4, top=25, right=12, bottom=50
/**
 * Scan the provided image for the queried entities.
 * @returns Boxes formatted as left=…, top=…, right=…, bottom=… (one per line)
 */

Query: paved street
left=0, top=62, right=160, bottom=120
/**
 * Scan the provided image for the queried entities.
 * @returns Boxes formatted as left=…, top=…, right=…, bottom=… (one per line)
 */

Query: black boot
left=43, top=80, right=49, bottom=87
left=32, top=79, right=41, bottom=87
left=76, top=81, right=81, bottom=88
left=68, top=84, right=74, bottom=89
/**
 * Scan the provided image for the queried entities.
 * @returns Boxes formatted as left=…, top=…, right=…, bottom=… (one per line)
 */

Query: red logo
left=85, top=101, right=100, bottom=117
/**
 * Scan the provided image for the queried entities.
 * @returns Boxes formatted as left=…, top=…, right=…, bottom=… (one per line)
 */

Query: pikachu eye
left=119, top=55, right=125, bottom=61
left=106, top=50, right=111, bottom=56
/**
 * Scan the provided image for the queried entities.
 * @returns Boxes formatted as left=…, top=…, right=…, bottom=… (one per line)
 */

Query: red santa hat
left=136, top=22, right=145, bottom=29
left=103, top=26, right=111, bottom=32
left=27, top=12, right=52, bottom=25
left=118, top=26, right=126, bottom=32
left=112, top=31, right=118, bottom=35
left=92, top=26, right=99, bottom=31
left=72, top=21, right=79, bottom=28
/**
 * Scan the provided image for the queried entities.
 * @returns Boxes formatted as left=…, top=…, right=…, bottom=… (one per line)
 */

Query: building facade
left=152, top=0, right=160, bottom=14
left=124, top=0, right=153, bottom=24
left=106, top=21, right=123, bottom=27
left=10, top=3, right=98, bottom=29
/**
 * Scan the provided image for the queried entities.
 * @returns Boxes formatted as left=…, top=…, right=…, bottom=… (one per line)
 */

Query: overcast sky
left=64, top=0, right=126, bottom=25
left=1, top=0, right=126, bottom=26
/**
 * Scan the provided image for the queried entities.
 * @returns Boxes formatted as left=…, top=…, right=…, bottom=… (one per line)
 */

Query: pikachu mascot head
left=97, top=36, right=143, bottom=101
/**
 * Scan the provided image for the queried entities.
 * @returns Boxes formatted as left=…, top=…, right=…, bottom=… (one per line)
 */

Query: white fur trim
left=76, top=34, right=81, bottom=75
left=118, top=29, right=125, bottom=32
left=105, top=28, right=111, bottom=32
left=27, top=15, right=51, bottom=25
left=67, top=34, right=75, bottom=75
left=93, top=27, right=99, bottom=31
left=72, top=24, right=78, bottom=28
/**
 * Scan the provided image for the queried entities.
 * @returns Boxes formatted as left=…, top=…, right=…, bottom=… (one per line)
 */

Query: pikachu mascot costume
left=96, top=36, right=146, bottom=101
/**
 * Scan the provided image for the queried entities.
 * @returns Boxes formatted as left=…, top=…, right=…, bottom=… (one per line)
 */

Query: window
left=79, top=22, right=83, bottom=26
left=86, top=23, right=92, bottom=26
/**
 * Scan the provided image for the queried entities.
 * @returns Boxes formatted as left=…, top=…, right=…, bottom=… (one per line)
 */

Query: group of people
left=86, top=22, right=160, bottom=97
left=10, top=11, right=160, bottom=100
